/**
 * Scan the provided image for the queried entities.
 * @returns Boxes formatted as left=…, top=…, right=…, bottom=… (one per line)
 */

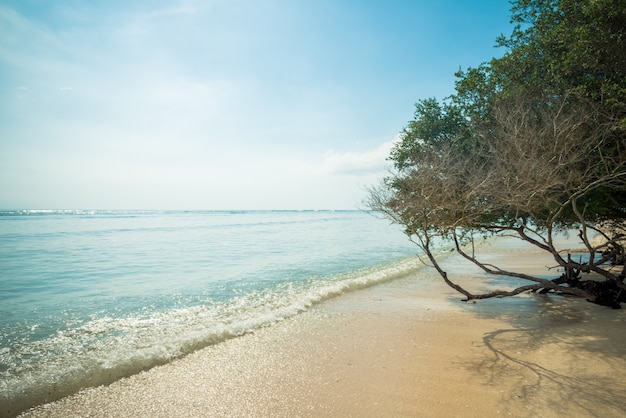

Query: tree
left=369, top=0, right=626, bottom=308
left=456, top=0, right=626, bottom=122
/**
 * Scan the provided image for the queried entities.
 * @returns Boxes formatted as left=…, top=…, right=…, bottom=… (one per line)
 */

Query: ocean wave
left=1, top=255, right=426, bottom=417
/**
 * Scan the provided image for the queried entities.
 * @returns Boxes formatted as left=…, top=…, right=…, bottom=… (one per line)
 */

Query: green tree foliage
left=456, top=0, right=626, bottom=119
left=502, top=0, right=626, bottom=104
left=389, top=98, right=470, bottom=170
left=369, top=0, right=626, bottom=308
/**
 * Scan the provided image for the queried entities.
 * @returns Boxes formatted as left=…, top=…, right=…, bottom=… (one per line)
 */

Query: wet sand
left=18, top=247, right=626, bottom=417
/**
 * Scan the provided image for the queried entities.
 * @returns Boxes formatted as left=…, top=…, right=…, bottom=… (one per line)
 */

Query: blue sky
left=0, top=0, right=513, bottom=210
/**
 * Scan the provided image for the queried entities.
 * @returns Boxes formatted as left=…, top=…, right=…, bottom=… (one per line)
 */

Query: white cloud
left=322, top=140, right=396, bottom=176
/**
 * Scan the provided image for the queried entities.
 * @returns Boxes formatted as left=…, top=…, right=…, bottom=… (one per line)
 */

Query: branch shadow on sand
left=456, top=293, right=626, bottom=417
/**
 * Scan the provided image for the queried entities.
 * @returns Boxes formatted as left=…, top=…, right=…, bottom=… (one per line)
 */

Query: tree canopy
left=369, top=0, right=626, bottom=308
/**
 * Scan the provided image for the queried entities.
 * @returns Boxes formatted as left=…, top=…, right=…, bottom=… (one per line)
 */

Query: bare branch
left=367, top=90, right=626, bottom=308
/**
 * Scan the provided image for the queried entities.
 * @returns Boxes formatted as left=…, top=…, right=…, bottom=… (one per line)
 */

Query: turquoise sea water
left=0, top=210, right=422, bottom=415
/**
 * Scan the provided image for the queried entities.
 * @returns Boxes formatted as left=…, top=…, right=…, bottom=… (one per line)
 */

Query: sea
left=0, top=209, right=423, bottom=415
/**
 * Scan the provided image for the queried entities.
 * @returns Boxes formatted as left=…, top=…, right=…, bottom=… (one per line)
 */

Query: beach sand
left=18, top=247, right=626, bottom=417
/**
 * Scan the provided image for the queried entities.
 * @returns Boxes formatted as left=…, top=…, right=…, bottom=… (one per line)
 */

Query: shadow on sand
left=458, top=294, right=626, bottom=417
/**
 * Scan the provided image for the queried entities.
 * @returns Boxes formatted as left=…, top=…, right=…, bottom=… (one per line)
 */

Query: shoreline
left=17, top=247, right=626, bottom=417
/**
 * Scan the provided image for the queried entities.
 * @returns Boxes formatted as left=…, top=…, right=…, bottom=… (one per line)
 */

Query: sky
left=0, top=0, right=514, bottom=210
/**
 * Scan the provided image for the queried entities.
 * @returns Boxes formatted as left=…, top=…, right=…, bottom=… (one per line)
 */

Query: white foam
left=1, top=255, right=427, bottom=415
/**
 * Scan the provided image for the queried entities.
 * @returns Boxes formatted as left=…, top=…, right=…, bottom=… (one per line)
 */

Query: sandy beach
left=17, top=246, right=626, bottom=418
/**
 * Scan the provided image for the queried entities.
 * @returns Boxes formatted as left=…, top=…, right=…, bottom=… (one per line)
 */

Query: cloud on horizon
left=322, top=140, right=396, bottom=176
